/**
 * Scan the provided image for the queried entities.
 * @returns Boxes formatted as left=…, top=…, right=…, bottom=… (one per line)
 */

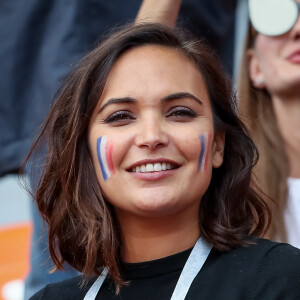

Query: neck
left=116, top=207, right=200, bottom=263
left=272, top=94, right=300, bottom=177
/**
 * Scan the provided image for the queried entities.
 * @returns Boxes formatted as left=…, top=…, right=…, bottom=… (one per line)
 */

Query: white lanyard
left=84, top=237, right=212, bottom=300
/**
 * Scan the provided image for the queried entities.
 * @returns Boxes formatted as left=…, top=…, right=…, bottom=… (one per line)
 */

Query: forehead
left=99, top=45, right=210, bottom=107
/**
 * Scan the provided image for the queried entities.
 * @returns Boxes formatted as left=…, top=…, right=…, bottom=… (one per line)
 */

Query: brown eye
left=166, top=107, right=197, bottom=119
left=104, top=110, right=135, bottom=125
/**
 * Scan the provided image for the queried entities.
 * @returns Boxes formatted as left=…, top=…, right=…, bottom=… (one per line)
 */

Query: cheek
left=178, top=131, right=212, bottom=172
left=256, top=35, right=279, bottom=54
left=260, top=57, right=279, bottom=78
left=255, top=38, right=282, bottom=75
left=96, top=136, right=115, bottom=181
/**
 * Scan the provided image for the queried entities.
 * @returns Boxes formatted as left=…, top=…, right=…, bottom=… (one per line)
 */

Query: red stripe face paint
left=96, top=136, right=115, bottom=181
left=106, top=140, right=115, bottom=176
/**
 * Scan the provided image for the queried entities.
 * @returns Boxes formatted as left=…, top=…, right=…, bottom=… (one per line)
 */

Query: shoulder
left=222, top=237, right=300, bottom=259
left=210, top=237, right=300, bottom=266
left=239, top=237, right=300, bottom=265
left=233, top=238, right=300, bottom=299
left=227, top=237, right=300, bottom=273
left=29, top=275, right=96, bottom=300
left=251, top=239, right=300, bottom=299
left=192, top=238, right=300, bottom=299
left=253, top=237, right=300, bottom=265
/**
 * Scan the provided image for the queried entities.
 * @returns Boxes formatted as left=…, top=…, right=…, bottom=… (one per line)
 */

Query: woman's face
left=88, top=45, right=224, bottom=219
left=249, top=9, right=300, bottom=96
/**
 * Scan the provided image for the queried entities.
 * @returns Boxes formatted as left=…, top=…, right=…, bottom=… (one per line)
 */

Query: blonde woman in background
left=238, top=0, right=300, bottom=246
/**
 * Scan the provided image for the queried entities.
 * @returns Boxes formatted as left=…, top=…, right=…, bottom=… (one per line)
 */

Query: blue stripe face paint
left=198, top=133, right=208, bottom=172
left=96, top=136, right=115, bottom=181
left=97, top=137, right=108, bottom=181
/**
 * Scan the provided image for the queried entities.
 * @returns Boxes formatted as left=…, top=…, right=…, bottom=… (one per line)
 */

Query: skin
left=136, top=0, right=182, bottom=27
left=88, top=45, right=224, bottom=262
left=249, top=8, right=300, bottom=177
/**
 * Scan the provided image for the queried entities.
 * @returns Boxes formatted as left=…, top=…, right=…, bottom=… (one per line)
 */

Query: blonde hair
left=238, top=26, right=289, bottom=242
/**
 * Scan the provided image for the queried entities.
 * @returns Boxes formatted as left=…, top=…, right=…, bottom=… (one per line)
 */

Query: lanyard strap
left=170, top=238, right=211, bottom=300
left=84, top=237, right=212, bottom=300
left=84, top=268, right=108, bottom=300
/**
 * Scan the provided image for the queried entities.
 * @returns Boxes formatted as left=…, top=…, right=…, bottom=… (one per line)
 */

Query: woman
left=29, top=24, right=300, bottom=299
left=238, top=0, right=300, bottom=246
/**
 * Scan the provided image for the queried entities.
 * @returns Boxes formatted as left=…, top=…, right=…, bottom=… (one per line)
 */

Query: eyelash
left=104, top=110, right=134, bottom=123
left=104, top=106, right=197, bottom=125
left=166, top=106, right=197, bottom=118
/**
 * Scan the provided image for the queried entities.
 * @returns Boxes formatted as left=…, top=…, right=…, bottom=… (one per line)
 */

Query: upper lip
left=126, top=158, right=182, bottom=171
left=287, top=49, right=300, bottom=60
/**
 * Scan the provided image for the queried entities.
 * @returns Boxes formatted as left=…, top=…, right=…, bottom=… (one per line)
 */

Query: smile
left=131, top=162, right=177, bottom=173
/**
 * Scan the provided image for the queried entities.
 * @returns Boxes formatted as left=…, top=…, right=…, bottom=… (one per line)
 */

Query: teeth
left=154, top=163, right=162, bottom=171
left=146, top=164, right=154, bottom=172
left=131, top=162, right=176, bottom=173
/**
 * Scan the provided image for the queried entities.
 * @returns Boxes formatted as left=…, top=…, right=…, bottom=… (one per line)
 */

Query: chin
left=128, top=193, right=183, bottom=218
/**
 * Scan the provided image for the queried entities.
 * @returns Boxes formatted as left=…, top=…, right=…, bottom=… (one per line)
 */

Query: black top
left=30, top=238, right=300, bottom=300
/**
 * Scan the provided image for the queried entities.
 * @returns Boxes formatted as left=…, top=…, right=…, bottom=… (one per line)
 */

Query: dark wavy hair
left=26, top=23, right=270, bottom=288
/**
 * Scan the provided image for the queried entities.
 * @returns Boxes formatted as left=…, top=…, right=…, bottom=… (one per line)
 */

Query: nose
left=135, top=116, right=169, bottom=151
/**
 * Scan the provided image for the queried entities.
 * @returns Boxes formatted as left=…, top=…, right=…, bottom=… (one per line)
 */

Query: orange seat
left=0, top=222, right=32, bottom=300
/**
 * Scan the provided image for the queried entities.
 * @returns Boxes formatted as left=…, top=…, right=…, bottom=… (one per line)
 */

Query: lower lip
left=288, top=54, right=300, bottom=64
left=129, top=169, right=178, bottom=181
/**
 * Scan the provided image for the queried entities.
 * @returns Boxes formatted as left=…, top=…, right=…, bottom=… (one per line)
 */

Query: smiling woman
left=27, top=23, right=300, bottom=299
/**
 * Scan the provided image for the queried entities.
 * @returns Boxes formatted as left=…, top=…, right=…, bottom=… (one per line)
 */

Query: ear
left=212, top=132, right=225, bottom=168
left=248, top=49, right=266, bottom=89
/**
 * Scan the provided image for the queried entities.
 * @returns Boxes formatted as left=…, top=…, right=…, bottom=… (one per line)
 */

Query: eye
left=104, top=110, right=135, bottom=125
left=166, top=106, right=198, bottom=120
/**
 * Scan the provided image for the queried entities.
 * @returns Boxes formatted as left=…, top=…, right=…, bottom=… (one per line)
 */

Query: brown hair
left=238, top=26, right=289, bottom=241
left=26, top=23, right=270, bottom=289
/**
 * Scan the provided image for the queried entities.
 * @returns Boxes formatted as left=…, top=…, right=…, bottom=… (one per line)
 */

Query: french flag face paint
left=198, top=133, right=209, bottom=172
left=96, top=136, right=115, bottom=181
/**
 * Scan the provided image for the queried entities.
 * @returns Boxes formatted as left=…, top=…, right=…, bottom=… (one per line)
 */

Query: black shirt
left=30, top=238, right=300, bottom=300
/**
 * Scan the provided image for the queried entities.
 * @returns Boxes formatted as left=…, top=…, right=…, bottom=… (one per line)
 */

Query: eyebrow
left=98, top=97, right=136, bottom=113
left=98, top=92, right=203, bottom=113
left=162, top=92, right=203, bottom=105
